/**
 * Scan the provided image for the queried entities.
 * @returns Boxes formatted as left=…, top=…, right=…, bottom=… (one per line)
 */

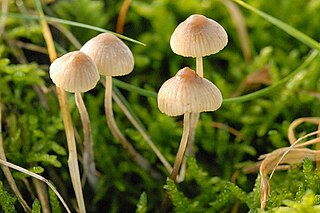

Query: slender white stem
left=75, top=92, right=98, bottom=187
left=181, top=57, right=204, bottom=180
left=170, top=113, right=190, bottom=181
left=104, top=77, right=157, bottom=176
left=160, top=113, right=191, bottom=213
left=196, top=56, right=203, bottom=78
left=112, top=92, right=172, bottom=173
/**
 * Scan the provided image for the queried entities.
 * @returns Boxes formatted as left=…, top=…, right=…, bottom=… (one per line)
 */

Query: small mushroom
left=50, top=50, right=100, bottom=187
left=170, top=14, right=228, bottom=171
left=158, top=67, right=222, bottom=180
left=170, top=14, right=228, bottom=77
left=50, top=51, right=100, bottom=93
left=80, top=33, right=154, bottom=173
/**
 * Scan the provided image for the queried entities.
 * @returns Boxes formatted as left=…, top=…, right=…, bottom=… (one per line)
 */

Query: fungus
left=49, top=50, right=100, bottom=188
left=81, top=33, right=154, bottom=173
left=158, top=67, right=222, bottom=180
left=170, top=14, right=228, bottom=171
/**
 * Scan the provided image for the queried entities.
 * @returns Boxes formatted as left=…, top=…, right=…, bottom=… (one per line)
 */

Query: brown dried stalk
left=259, top=117, right=320, bottom=210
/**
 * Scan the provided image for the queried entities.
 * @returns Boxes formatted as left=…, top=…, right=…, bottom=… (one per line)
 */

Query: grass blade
left=1, top=12, right=145, bottom=46
left=233, top=0, right=320, bottom=51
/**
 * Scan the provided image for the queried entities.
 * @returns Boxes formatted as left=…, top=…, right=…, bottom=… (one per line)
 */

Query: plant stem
left=160, top=113, right=191, bottom=212
left=0, top=97, right=31, bottom=213
left=112, top=90, right=173, bottom=173
left=0, top=159, right=71, bottom=213
left=35, top=1, right=86, bottom=211
left=56, top=89, right=86, bottom=213
left=116, top=0, right=132, bottom=34
left=104, top=76, right=159, bottom=177
left=75, top=92, right=98, bottom=188
left=33, top=179, right=50, bottom=213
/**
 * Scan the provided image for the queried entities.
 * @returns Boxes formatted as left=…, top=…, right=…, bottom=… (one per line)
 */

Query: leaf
left=136, top=192, right=147, bottom=213
left=233, top=0, right=320, bottom=51
left=27, top=153, right=62, bottom=167
left=31, top=199, right=41, bottom=213
left=0, top=181, right=16, bottom=213
left=49, top=188, right=62, bottom=213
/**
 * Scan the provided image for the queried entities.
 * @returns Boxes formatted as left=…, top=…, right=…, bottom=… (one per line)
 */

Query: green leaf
left=0, top=181, right=16, bottom=213
left=27, top=153, right=62, bottom=167
left=233, top=0, right=320, bottom=51
left=136, top=192, right=147, bottom=213
left=31, top=199, right=41, bottom=213
left=49, top=187, right=62, bottom=213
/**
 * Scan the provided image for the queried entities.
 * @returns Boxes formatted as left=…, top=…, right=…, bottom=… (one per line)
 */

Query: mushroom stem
left=104, top=77, right=159, bottom=177
left=182, top=57, right=203, bottom=179
left=74, top=92, right=98, bottom=188
left=196, top=56, right=203, bottom=78
left=170, top=112, right=191, bottom=181
left=160, top=112, right=191, bottom=213
left=56, top=88, right=86, bottom=213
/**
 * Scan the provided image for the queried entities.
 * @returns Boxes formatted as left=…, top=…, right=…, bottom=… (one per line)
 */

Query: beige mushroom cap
left=158, top=67, right=222, bottom=116
left=49, top=51, right=100, bottom=93
left=80, top=32, right=134, bottom=76
left=170, top=14, right=228, bottom=58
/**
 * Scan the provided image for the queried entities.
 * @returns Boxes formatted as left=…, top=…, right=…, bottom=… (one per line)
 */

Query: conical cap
left=49, top=51, right=100, bottom=93
left=158, top=67, right=222, bottom=116
left=170, top=14, right=228, bottom=57
left=81, top=33, right=134, bottom=76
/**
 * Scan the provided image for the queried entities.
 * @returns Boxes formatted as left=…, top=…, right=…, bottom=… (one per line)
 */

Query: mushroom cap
left=170, top=14, right=228, bottom=58
left=80, top=32, right=134, bottom=76
left=158, top=67, right=222, bottom=116
left=49, top=51, right=100, bottom=93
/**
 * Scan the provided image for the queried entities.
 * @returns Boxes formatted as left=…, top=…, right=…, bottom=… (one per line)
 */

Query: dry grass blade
left=288, top=117, right=320, bottom=144
left=221, top=0, right=251, bottom=62
left=259, top=117, right=320, bottom=210
left=0, top=159, right=71, bottom=213
left=259, top=147, right=320, bottom=209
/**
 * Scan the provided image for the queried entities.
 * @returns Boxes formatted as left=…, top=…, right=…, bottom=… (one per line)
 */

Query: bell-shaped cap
left=158, top=67, right=222, bottom=116
left=170, top=14, right=228, bottom=58
left=80, top=32, right=134, bottom=76
left=49, top=51, right=100, bottom=93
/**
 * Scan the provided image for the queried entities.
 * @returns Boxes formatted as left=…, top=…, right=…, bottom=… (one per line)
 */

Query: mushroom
left=170, top=14, right=228, bottom=171
left=49, top=50, right=100, bottom=188
left=158, top=67, right=222, bottom=180
left=170, top=14, right=228, bottom=77
left=80, top=33, right=154, bottom=173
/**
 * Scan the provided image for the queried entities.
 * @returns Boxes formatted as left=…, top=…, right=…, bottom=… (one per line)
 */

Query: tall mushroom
left=170, top=14, right=228, bottom=168
left=158, top=67, right=222, bottom=212
left=80, top=33, right=154, bottom=173
left=158, top=67, right=222, bottom=180
left=49, top=50, right=100, bottom=204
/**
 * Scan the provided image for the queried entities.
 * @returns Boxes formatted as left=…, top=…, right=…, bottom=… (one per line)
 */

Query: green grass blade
left=223, top=50, right=319, bottom=104
left=113, top=79, right=157, bottom=98
left=112, top=86, right=147, bottom=132
left=1, top=12, right=145, bottom=46
left=233, top=0, right=320, bottom=51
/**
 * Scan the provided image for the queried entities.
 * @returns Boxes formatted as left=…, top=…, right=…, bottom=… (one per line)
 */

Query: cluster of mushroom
left=157, top=14, right=228, bottom=181
left=49, top=32, right=135, bottom=187
left=50, top=32, right=134, bottom=95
